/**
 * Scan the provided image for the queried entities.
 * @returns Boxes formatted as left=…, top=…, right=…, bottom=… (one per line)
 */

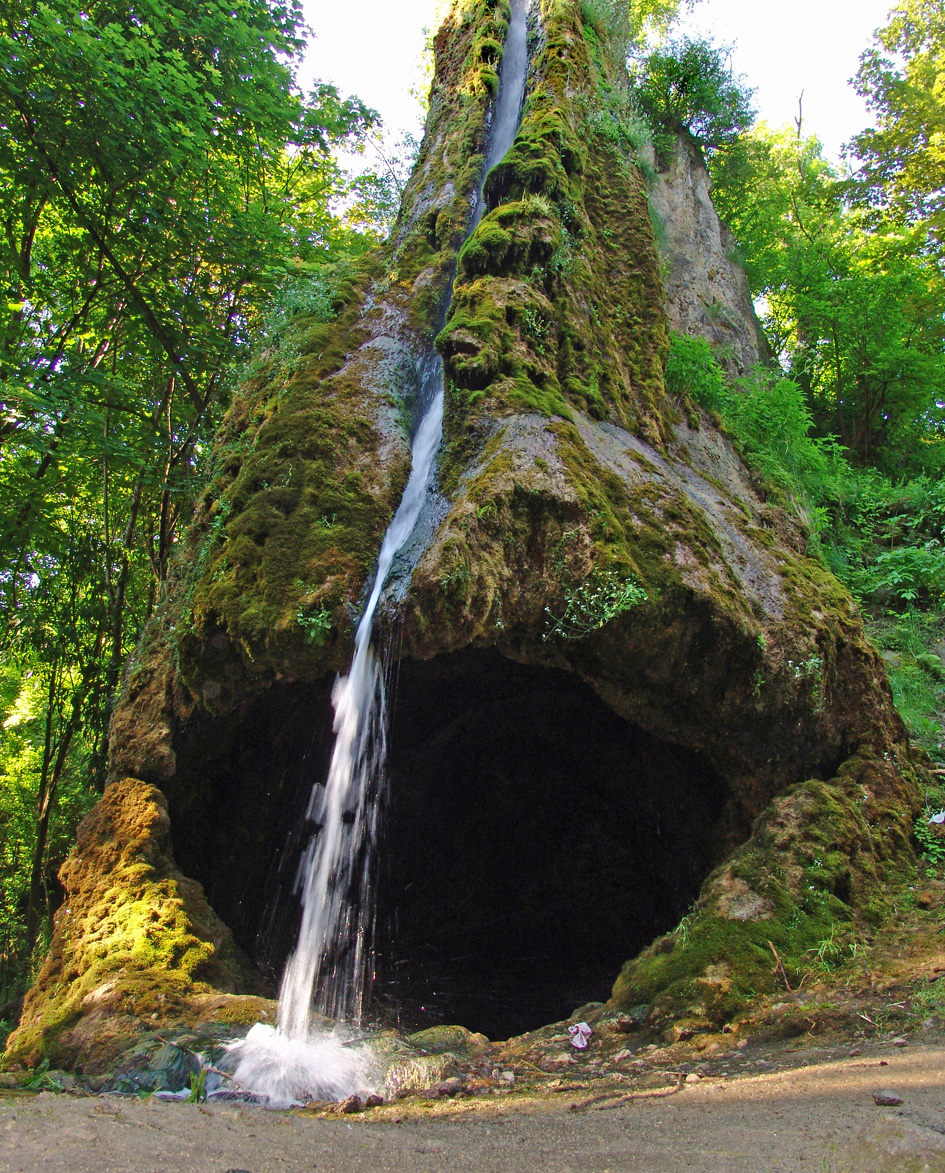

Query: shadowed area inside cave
left=377, top=650, right=730, bottom=1038
left=170, top=649, right=731, bottom=1040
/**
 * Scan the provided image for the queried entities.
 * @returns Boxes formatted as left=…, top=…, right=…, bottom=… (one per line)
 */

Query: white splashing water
left=227, top=0, right=528, bottom=1105
left=280, top=392, right=446, bottom=1038
left=224, top=1022, right=381, bottom=1109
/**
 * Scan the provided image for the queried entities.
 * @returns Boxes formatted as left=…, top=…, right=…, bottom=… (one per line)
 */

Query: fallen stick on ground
left=569, top=1072, right=685, bottom=1112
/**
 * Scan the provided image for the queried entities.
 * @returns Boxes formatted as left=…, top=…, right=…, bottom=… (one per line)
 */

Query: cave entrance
left=375, top=649, right=730, bottom=1040
left=169, top=648, right=731, bottom=1041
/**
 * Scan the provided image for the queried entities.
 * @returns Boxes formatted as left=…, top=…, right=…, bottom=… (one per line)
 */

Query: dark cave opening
left=169, top=677, right=338, bottom=989
left=377, top=650, right=730, bottom=1039
left=169, top=649, right=731, bottom=1040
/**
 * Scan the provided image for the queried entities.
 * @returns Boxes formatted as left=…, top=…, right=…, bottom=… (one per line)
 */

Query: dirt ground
left=1, top=1039, right=943, bottom=1173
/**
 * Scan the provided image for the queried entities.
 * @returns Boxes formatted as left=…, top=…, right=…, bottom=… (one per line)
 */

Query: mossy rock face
left=612, top=749, right=917, bottom=1024
left=13, top=0, right=926, bottom=1064
left=437, top=0, right=670, bottom=453
left=393, top=0, right=923, bottom=1025
left=645, top=133, right=768, bottom=376
left=4, top=779, right=261, bottom=1072
left=105, top=0, right=514, bottom=774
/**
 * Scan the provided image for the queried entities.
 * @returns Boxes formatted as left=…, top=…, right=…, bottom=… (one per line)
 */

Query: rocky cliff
left=7, top=0, right=923, bottom=1066
left=645, top=133, right=768, bottom=374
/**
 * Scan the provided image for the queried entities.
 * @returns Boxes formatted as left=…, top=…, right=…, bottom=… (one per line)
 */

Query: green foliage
left=630, top=36, right=755, bottom=160
left=914, top=808, right=945, bottom=868
left=580, top=0, right=684, bottom=60
left=665, top=332, right=725, bottom=411
left=708, top=367, right=846, bottom=539
left=711, top=125, right=945, bottom=469
left=543, top=569, right=648, bottom=640
left=863, top=610, right=945, bottom=753
left=855, top=544, right=945, bottom=606
left=852, top=0, right=945, bottom=258
left=19, top=1058, right=64, bottom=1092
left=0, top=649, right=100, bottom=999
left=188, top=1067, right=208, bottom=1104
left=0, top=0, right=382, bottom=1001
left=296, top=605, right=333, bottom=647
left=802, top=924, right=865, bottom=975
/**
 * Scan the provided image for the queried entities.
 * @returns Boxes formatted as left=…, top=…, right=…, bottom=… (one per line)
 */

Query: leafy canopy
left=711, top=124, right=945, bottom=468
left=852, top=0, right=945, bottom=256
left=579, top=0, right=695, bottom=63
left=630, top=35, right=755, bottom=157
left=0, top=0, right=378, bottom=981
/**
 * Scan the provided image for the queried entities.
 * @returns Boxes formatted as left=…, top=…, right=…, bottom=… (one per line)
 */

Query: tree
left=630, top=35, right=755, bottom=160
left=711, top=124, right=945, bottom=467
left=0, top=0, right=375, bottom=966
left=853, top=0, right=945, bottom=258
left=579, top=0, right=694, bottom=61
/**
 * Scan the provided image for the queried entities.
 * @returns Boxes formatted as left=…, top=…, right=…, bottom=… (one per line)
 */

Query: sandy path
left=1, top=1043, right=942, bottom=1173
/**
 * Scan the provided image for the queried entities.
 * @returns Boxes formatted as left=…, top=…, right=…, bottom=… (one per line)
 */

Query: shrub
left=630, top=36, right=755, bottom=161
left=543, top=569, right=647, bottom=640
left=665, top=332, right=725, bottom=411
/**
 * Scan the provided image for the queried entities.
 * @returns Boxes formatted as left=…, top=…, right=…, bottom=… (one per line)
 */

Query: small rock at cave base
left=364, top=1094, right=384, bottom=1108
left=892, top=1037, right=908, bottom=1048
left=685, top=1073, right=701, bottom=1084
left=433, top=1077, right=464, bottom=1097
left=872, top=1090, right=904, bottom=1107
left=337, top=1095, right=363, bottom=1114
left=850, top=1048, right=862, bottom=1057
left=613, top=1049, right=634, bottom=1063
left=499, top=1071, right=516, bottom=1085
left=540, top=1054, right=577, bottom=1071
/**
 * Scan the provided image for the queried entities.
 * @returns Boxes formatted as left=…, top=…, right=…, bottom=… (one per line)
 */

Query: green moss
left=5, top=780, right=246, bottom=1070
left=167, top=0, right=520, bottom=702
left=613, top=753, right=920, bottom=1023
left=439, top=0, right=670, bottom=497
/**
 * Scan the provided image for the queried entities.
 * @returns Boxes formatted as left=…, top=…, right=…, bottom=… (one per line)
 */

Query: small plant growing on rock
left=296, top=604, right=333, bottom=646
left=188, top=1067, right=208, bottom=1104
left=914, top=807, right=945, bottom=868
left=543, top=569, right=647, bottom=640
left=665, top=331, right=725, bottom=412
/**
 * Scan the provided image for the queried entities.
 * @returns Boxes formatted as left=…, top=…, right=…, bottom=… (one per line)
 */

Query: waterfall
left=277, top=392, right=445, bottom=1036
left=225, top=0, right=529, bottom=1105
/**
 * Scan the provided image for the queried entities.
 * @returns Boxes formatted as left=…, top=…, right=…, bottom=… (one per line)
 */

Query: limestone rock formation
left=6, top=778, right=264, bottom=1071
left=645, top=133, right=768, bottom=374
left=7, top=0, right=924, bottom=1064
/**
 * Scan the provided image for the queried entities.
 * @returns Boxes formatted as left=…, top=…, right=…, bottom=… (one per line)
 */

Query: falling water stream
left=226, top=0, right=529, bottom=1105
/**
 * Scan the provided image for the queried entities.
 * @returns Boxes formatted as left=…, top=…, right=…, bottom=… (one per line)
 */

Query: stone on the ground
left=838, top=1115, right=945, bottom=1172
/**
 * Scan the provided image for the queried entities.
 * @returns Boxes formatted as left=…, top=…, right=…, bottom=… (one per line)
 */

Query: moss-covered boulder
left=4, top=778, right=263, bottom=1071
left=9, top=0, right=926, bottom=1063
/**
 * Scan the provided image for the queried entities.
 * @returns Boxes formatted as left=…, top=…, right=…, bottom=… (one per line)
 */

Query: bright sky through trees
left=302, top=0, right=895, bottom=157
left=678, top=0, right=894, bottom=158
left=301, top=0, right=446, bottom=136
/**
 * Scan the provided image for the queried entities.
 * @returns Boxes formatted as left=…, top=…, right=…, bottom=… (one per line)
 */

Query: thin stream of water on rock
left=226, top=0, right=528, bottom=1106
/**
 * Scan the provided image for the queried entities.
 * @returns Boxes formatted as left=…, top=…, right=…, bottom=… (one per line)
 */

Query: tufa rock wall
left=645, top=133, right=768, bottom=375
